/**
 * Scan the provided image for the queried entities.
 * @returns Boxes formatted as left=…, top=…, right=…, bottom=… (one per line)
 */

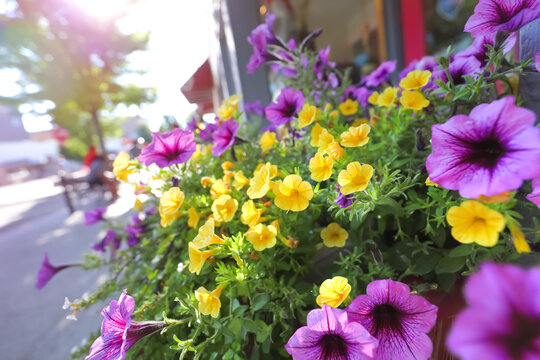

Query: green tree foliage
left=0, top=0, right=155, bottom=155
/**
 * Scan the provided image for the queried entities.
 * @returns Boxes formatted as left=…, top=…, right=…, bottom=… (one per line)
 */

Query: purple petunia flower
left=244, top=100, right=266, bottom=117
left=265, top=88, right=305, bottom=126
left=464, top=0, right=540, bottom=38
left=363, top=60, right=397, bottom=87
left=447, top=263, right=540, bottom=360
left=285, top=304, right=379, bottom=360
left=198, top=122, right=218, bottom=142
left=434, top=56, right=482, bottom=86
left=138, top=129, right=197, bottom=168
left=314, top=45, right=331, bottom=76
left=84, top=207, right=106, bottom=226
left=86, top=290, right=167, bottom=360
left=399, top=56, right=439, bottom=80
left=527, top=178, right=540, bottom=208
left=247, top=12, right=279, bottom=74
left=93, top=230, right=119, bottom=252
left=36, top=252, right=76, bottom=289
left=186, top=116, right=198, bottom=132
left=340, top=86, right=371, bottom=107
left=456, top=33, right=517, bottom=67
left=125, top=215, right=144, bottom=247
left=427, top=96, right=540, bottom=198
left=211, top=120, right=239, bottom=157
left=335, top=185, right=356, bottom=209
left=346, top=279, right=438, bottom=360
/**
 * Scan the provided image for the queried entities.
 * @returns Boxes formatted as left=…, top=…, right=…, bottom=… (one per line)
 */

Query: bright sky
left=0, top=0, right=210, bottom=133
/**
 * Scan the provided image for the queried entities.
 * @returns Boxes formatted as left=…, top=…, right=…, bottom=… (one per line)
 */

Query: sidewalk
left=0, top=178, right=132, bottom=359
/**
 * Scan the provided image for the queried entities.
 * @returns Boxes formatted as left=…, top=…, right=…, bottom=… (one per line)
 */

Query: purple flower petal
left=427, top=96, right=540, bottom=198
left=346, top=279, right=438, bottom=360
left=464, top=0, right=540, bottom=38
left=286, top=305, right=378, bottom=360
left=265, top=88, right=305, bottom=126
left=211, top=120, right=239, bottom=157
left=35, top=252, right=72, bottom=290
left=363, top=60, right=397, bottom=87
left=138, top=129, right=196, bottom=168
left=447, top=263, right=540, bottom=360
left=527, top=178, right=540, bottom=208
left=84, top=207, right=106, bottom=226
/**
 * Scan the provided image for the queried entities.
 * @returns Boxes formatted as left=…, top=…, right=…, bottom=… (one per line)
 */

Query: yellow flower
left=222, top=171, right=234, bottom=185
left=188, top=242, right=214, bottom=275
left=113, top=151, right=132, bottom=181
left=400, top=91, right=430, bottom=111
left=352, top=118, right=369, bottom=126
left=425, top=177, right=438, bottom=186
left=274, top=174, right=313, bottom=212
left=377, top=87, right=399, bottom=107
left=446, top=200, right=505, bottom=247
left=329, top=110, right=340, bottom=119
left=477, top=191, right=512, bottom=204
left=187, top=207, right=202, bottom=229
left=399, top=70, right=431, bottom=90
left=338, top=99, right=358, bottom=116
left=325, top=141, right=345, bottom=161
left=217, top=94, right=241, bottom=120
left=338, top=162, right=374, bottom=195
left=211, top=194, right=238, bottom=223
left=247, top=166, right=271, bottom=199
left=210, top=179, right=230, bottom=200
left=221, top=161, right=235, bottom=172
left=310, top=123, right=325, bottom=147
left=201, top=176, right=213, bottom=188
left=192, top=218, right=226, bottom=248
left=241, top=200, right=263, bottom=227
left=340, top=124, right=370, bottom=148
left=159, top=187, right=185, bottom=215
left=298, top=104, right=320, bottom=128
left=195, top=285, right=224, bottom=318
left=253, top=162, right=278, bottom=179
left=233, top=171, right=250, bottom=190
left=509, top=224, right=530, bottom=253
left=309, top=153, right=333, bottom=182
left=321, top=223, right=348, bottom=247
left=317, top=129, right=335, bottom=150
left=260, top=131, right=276, bottom=151
left=192, top=144, right=203, bottom=159
left=160, top=212, right=180, bottom=228
left=368, top=91, right=379, bottom=105
left=316, top=276, right=351, bottom=308
left=246, top=223, right=278, bottom=251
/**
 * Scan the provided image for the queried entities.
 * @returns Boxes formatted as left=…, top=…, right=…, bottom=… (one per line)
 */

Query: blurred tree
left=0, top=0, right=155, bottom=155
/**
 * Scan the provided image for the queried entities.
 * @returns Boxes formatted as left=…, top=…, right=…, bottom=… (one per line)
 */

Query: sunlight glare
left=71, top=0, right=130, bottom=18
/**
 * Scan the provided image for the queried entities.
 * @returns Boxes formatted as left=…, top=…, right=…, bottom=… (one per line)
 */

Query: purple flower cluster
left=86, top=290, right=167, bottom=360
left=93, top=230, right=120, bottom=253
left=247, top=12, right=279, bottom=74
left=286, top=279, right=438, bottom=360
left=125, top=214, right=144, bottom=247
left=340, top=86, right=371, bottom=108
left=427, top=96, right=540, bottom=198
left=138, top=128, right=196, bottom=168
left=363, top=61, right=397, bottom=88
left=447, top=263, right=540, bottom=360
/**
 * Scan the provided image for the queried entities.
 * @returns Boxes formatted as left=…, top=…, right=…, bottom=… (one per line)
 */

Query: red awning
left=181, top=60, right=214, bottom=115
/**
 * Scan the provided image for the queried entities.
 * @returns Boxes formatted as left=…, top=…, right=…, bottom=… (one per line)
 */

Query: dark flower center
left=163, top=147, right=185, bottom=161
left=463, top=136, right=506, bottom=169
left=500, top=313, right=540, bottom=358
left=284, top=102, right=298, bottom=118
left=318, top=334, right=349, bottom=360
left=371, top=304, right=402, bottom=336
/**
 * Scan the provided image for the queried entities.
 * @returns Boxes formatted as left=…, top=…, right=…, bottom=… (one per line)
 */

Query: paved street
left=0, top=178, right=129, bottom=359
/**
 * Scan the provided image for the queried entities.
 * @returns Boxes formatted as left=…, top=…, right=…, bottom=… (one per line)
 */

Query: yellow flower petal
left=338, top=162, right=374, bottom=195
left=321, top=223, right=348, bottom=247
left=316, top=276, right=351, bottom=308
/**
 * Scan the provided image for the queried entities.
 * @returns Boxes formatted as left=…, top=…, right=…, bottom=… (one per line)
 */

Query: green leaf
left=448, top=244, right=474, bottom=257
left=435, top=256, right=466, bottom=274
left=251, top=293, right=270, bottom=312
left=413, top=252, right=441, bottom=275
